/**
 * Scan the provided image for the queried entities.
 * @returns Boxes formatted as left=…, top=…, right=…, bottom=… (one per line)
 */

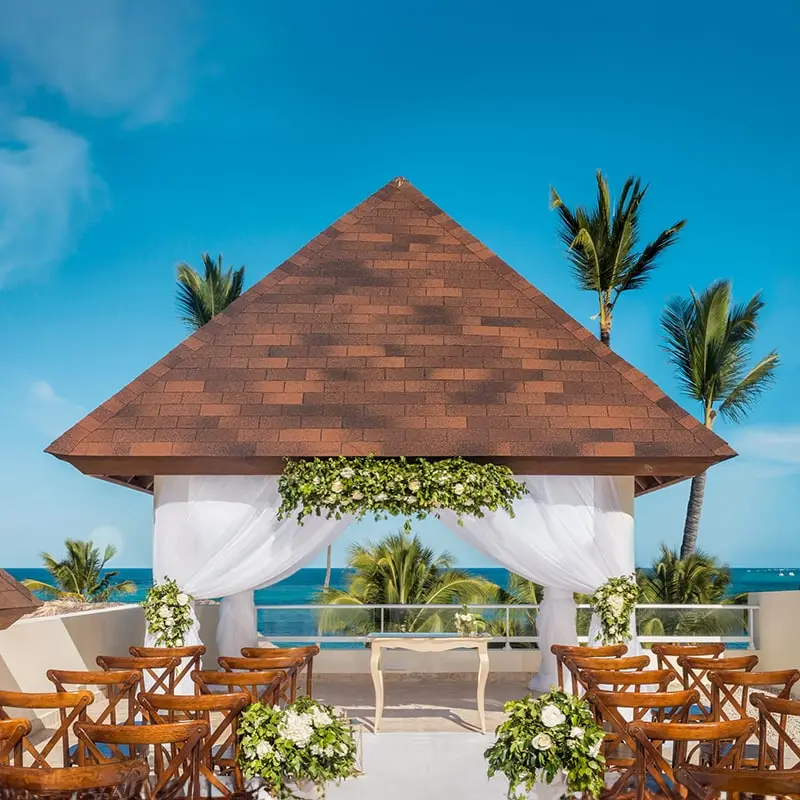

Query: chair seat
left=70, top=742, right=132, bottom=759
left=664, top=703, right=710, bottom=718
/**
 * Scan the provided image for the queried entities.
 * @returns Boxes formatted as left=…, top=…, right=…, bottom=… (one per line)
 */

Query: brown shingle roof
left=0, top=569, right=42, bottom=630
left=46, top=177, right=734, bottom=493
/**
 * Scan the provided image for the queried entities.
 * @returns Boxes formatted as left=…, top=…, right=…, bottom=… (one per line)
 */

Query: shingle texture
left=47, top=178, right=734, bottom=463
left=0, top=569, right=41, bottom=630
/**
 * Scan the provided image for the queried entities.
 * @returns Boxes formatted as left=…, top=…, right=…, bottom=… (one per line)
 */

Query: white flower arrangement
left=454, top=605, right=488, bottom=637
left=141, top=577, right=194, bottom=648
left=590, top=574, right=639, bottom=645
left=278, top=456, right=527, bottom=533
left=485, top=689, right=606, bottom=799
left=238, top=696, right=359, bottom=799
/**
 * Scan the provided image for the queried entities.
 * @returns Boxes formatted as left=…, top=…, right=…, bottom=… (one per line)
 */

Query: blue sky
left=0, top=0, right=798, bottom=569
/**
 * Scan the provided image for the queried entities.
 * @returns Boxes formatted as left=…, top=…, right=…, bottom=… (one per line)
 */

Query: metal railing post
left=747, top=605, right=755, bottom=651
left=380, top=605, right=385, bottom=634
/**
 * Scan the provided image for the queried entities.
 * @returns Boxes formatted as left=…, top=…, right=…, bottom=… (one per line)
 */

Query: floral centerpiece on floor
left=485, top=690, right=605, bottom=799
left=454, top=605, right=487, bottom=637
left=238, top=696, right=359, bottom=799
left=141, top=577, right=194, bottom=648
left=590, top=574, right=639, bottom=645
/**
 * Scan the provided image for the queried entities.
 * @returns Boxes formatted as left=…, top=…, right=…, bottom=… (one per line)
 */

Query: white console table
left=368, top=634, right=491, bottom=733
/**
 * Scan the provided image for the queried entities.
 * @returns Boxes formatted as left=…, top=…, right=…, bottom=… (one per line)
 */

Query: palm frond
left=175, top=253, right=246, bottom=331
left=717, top=351, right=779, bottom=422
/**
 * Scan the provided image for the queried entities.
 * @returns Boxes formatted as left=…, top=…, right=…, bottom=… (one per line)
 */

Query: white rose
left=453, top=483, right=465, bottom=495
left=158, top=606, right=171, bottom=618
left=340, top=467, right=355, bottom=479
left=176, top=593, right=190, bottom=607
left=255, top=741, right=272, bottom=758
left=351, top=491, right=363, bottom=501
left=607, top=594, right=625, bottom=616
left=569, top=726, right=585, bottom=739
left=312, top=476, right=321, bottom=485
left=405, top=496, right=416, bottom=504
left=589, top=740, right=602, bottom=758
left=541, top=704, right=566, bottom=728
left=324, top=745, right=334, bottom=757
left=374, top=492, right=387, bottom=501
left=331, top=480, right=344, bottom=494
left=531, top=733, right=553, bottom=751
left=408, top=479, right=421, bottom=492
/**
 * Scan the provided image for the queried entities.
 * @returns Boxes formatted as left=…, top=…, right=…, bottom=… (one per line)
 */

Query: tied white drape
left=151, top=475, right=353, bottom=670
left=439, top=475, right=635, bottom=691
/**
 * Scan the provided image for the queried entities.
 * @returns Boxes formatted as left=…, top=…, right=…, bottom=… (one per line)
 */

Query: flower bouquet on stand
left=590, top=575, right=639, bottom=645
left=141, top=577, right=194, bottom=647
left=485, top=690, right=606, bottom=799
left=454, top=605, right=488, bottom=637
left=238, top=696, right=360, bottom=799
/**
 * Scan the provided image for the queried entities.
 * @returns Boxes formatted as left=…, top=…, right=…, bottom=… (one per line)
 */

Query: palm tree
left=637, top=545, right=742, bottom=637
left=490, top=573, right=542, bottom=643
left=175, top=252, right=245, bottom=330
left=551, top=171, right=686, bottom=346
left=661, top=280, right=779, bottom=557
left=318, top=532, right=496, bottom=634
left=22, top=539, right=136, bottom=602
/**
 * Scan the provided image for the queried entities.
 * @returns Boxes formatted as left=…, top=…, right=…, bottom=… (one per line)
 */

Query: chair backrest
left=676, top=654, right=758, bottom=719
left=129, top=645, right=206, bottom=688
left=550, top=644, right=627, bottom=690
left=96, top=654, right=181, bottom=697
left=218, top=655, right=301, bottom=703
left=583, top=668, right=677, bottom=693
left=139, top=691, right=248, bottom=797
left=240, top=645, right=320, bottom=697
left=0, top=719, right=31, bottom=766
left=192, top=669, right=285, bottom=705
left=564, top=654, right=649, bottom=694
left=651, top=643, right=724, bottom=679
left=0, top=759, right=150, bottom=798
left=47, top=669, right=139, bottom=726
left=630, top=719, right=756, bottom=800
left=676, top=764, right=800, bottom=799
left=0, top=690, right=93, bottom=768
left=75, top=720, right=207, bottom=799
left=710, top=668, right=800, bottom=723
left=585, top=689, right=699, bottom=800
left=752, top=692, right=800, bottom=770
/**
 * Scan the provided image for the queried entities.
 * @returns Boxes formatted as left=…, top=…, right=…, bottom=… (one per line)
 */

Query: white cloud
left=27, top=380, right=83, bottom=437
left=0, top=116, right=100, bottom=286
left=730, top=425, right=800, bottom=468
left=0, top=0, right=201, bottom=125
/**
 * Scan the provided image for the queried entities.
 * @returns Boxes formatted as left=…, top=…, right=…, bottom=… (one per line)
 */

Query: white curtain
left=439, top=476, right=635, bottom=691
left=150, top=475, right=353, bottom=663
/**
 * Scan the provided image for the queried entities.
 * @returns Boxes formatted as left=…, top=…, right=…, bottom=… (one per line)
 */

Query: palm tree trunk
left=599, top=295, right=612, bottom=346
left=600, top=321, right=611, bottom=346
left=680, top=471, right=707, bottom=558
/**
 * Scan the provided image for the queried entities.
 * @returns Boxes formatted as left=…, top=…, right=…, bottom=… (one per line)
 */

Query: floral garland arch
left=277, top=455, right=528, bottom=531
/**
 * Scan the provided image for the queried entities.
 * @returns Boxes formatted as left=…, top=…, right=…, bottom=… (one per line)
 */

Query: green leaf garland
left=278, top=456, right=527, bottom=531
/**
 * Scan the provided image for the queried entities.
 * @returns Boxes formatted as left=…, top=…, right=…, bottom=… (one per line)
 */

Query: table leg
left=370, top=644, right=384, bottom=733
left=477, top=645, right=490, bottom=735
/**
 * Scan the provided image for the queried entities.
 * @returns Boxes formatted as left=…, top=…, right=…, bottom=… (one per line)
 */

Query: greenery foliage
left=590, top=575, right=639, bottom=645
left=238, top=697, right=359, bottom=799
left=551, top=170, right=685, bottom=345
left=141, top=577, right=195, bottom=648
left=176, top=252, right=245, bottom=330
left=22, top=539, right=136, bottom=602
left=278, top=456, right=528, bottom=532
left=454, top=605, right=488, bottom=636
left=485, top=690, right=606, bottom=799
left=318, top=532, right=496, bottom=635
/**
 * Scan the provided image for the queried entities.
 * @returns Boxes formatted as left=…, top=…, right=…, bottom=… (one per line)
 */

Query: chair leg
left=307, top=660, right=314, bottom=698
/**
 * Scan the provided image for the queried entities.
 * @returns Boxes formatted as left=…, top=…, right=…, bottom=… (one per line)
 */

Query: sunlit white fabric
left=439, top=476, right=635, bottom=691
left=151, top=475, right=353, bottom=661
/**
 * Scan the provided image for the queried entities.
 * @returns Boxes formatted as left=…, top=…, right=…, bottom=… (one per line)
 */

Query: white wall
left=752, top=590, right=800, bottom=696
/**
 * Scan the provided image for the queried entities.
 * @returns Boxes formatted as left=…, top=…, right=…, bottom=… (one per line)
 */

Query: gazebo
left=46, top=177, right=734, bottom=687
left=0, top=570, right=41, bottom=630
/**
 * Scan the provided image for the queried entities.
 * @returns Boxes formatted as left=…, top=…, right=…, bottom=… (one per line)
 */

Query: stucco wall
left=751, top=590, right=800, bottom=696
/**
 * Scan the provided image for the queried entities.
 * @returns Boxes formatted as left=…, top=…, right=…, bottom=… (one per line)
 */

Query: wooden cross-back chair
left=676, top=654, right=759, bottom=721
left=629, top=719, right=757, bottom=800
left=46, top=670, right=140, bottom=766
left=0, top=720, right=31, bottom=767
left=139, top=690, right=248, bottom=798
left=0, top=690, right=93, bottom=768
left=676, top=764, right=800, bottom=800
left=0, top=759, right=150, bottom=799
left=96, top=655, right=181, bottom=700
left=218, top=655, right=300, bottom=704
left=241, top=645, right=320, bottom=698
left=550, top=644, right=627, bottom=692
left=752, top=693, right=800, bottom=770
left=651, top=643, right=725, bottom=682
left=564, top=654, right=649, bottom=695
left=584, top=688, right=698, bottom=799
left=75, top=720, right=207, bottom=800
left=129, top=645, right=206, bottom=690
left=583, top=668, right=677, bottom=694
left=192, top=669, right=285, bottom=706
